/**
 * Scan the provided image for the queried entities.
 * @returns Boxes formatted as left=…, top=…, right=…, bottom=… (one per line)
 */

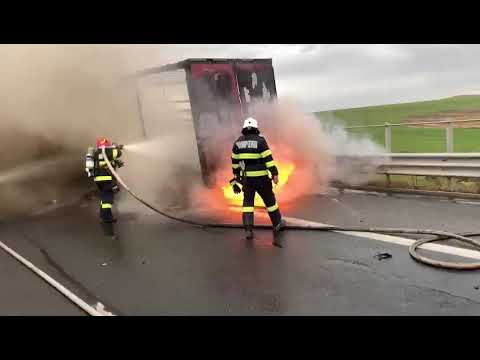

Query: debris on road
left=374, top=252, right=393, bottom=261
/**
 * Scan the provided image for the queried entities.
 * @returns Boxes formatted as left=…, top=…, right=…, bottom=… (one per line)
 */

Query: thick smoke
left=316, top=111, right=387, bottom=186
left=123, top=96, right=385, bottom=215
left=247, top=99, right=334, bottom=201
left=0, top=45, right=151, bottom=218
left=120, top=125, right=202, bottom=212
left=117, top=69, right=203, bottom=213
left=189, top=98, right=384, bottom=214
left=0, top=46, right=384, bottom=219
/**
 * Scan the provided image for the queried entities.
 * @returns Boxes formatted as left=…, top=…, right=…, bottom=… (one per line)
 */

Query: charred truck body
left=134, top=58, right=278, bottom=186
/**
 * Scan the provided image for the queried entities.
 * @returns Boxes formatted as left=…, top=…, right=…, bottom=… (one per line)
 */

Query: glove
left=112, top=184, right=120, bottom=193
left=229, top=178, right=242, bottom=194
left=232, top=183, right=242, bottom=194
left=116, top=160, right=124, bottom=168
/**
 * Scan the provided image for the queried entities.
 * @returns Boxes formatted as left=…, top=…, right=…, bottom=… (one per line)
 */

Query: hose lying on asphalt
left=103, top=147, right=480, bottom=271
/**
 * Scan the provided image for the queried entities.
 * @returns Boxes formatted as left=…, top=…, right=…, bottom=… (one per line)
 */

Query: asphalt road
left=1, top=190, right=480, bottom=315
left=0, top=245, right=84, bottom=316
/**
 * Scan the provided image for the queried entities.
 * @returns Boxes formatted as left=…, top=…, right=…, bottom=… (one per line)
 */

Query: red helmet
left=96, top=137, right=112, bottom=148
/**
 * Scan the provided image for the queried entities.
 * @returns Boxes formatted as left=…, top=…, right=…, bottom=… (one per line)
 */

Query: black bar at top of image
left=2, top=6, right=480, bottom=44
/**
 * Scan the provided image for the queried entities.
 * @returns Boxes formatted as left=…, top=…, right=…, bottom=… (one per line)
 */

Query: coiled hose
left=103, top=148, right=480, bottom=270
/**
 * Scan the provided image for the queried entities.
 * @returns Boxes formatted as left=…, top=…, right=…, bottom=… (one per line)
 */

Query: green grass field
left=315, top=95, right=480, bottom=153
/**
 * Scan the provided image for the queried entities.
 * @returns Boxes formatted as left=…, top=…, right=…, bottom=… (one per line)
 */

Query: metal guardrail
left=337, top=153, right=480, bottom=177
left=335, top=153, right=480, bottom=193
left=345, top=118, right=480, bottom=129
left=344, top=118, right=480, bottom=153
left=379, top=153, right=480, bottom=179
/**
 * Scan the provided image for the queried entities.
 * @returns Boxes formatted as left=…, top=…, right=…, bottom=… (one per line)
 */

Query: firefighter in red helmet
left=85, top=137, right=124, bottom=235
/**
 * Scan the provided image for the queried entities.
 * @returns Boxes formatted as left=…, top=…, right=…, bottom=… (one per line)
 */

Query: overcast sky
left=140, top=44, right=480, bottom=112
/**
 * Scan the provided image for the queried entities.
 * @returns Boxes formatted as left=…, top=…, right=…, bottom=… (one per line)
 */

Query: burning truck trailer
left=131, top=58, right=373, bottom=211
left=134, top=58, right=279, bottom=186
left=132, top=58, right=298, bottom=209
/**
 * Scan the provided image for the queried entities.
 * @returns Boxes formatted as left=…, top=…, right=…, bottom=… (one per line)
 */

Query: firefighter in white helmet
left=230, top=117, right=286, bottom=247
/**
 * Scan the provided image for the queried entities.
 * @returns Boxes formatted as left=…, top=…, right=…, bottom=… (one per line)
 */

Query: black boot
left=272, top=219, right=286, bottom=248
left=274, top=219, right=286, bottom=232
left=101, top=221, right=115, bottom=237
left=243, top=212, right=254, bottom=240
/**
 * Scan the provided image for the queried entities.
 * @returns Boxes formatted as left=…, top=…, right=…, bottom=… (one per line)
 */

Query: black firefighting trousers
left=96, top=180, right=115, bottom=223
left=242, top=175, right=282, bottom=230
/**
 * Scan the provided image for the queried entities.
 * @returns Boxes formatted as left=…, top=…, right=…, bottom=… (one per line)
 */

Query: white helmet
left=243, top=117, right=258, bottom=129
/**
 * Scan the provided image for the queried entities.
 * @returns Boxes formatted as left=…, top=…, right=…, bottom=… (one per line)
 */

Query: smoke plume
left=0, top=45, right=384, bottom=219
left=0, top=45, right=156, bottom=218
left=189, top=98, right=384, bottom=215
left=315, top=111, right=386, bottom=186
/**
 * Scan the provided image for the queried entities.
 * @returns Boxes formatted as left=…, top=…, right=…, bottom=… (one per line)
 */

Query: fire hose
left=103, top=147, right=480, bottom=270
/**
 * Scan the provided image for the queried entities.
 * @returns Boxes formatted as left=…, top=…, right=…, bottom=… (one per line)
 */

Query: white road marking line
left=0, top=240, right=114, bottom=316
left=282, top=216, right=480, bottom=261
left=456, top=200, right=480, bottom=206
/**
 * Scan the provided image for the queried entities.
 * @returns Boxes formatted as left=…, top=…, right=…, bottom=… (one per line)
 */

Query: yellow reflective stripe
left=232, top=153, right=262, bottom=160
left=101, top=202, right=112, bottom=209
left=94, top=176, right=112, bottom=181
left=267, top=203, right=279, bottom=212
left=113, top=149, right=118, bottom=159
left=242, top=207, right=254, bottom=213
left=265, top=160, right=276, bottom=168
left=261, top=149, right=272, bottom=158
left=99, top=161, right=107, bottom=166
left=244, top=170, right=269, bottom=177
left=239, top=153, right=261, bottom=159
left=232, top=164, right=240, bottom=169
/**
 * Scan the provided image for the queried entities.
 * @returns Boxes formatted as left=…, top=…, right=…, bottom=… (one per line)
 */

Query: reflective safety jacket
left=231, top=133, right=278, bottom=178
left=93, top=146, right=122, bottom=182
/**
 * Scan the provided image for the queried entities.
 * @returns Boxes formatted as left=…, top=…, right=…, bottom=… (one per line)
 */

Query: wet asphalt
left=1, top=190, right=480, bottom=315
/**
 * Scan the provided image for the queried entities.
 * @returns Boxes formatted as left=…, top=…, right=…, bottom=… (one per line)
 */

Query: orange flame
left=222, top=161, right=295, bottom=207
left=192, top=145, right=319, bottom=219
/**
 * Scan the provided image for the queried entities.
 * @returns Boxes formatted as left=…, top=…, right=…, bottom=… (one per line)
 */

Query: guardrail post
left=446, top=121, right=454, bottom=153
left=446, top=177, right=454, bottom=201
left=384, top=123, right=392, bottom=191
left=384, top=122, right=391, bottom=152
